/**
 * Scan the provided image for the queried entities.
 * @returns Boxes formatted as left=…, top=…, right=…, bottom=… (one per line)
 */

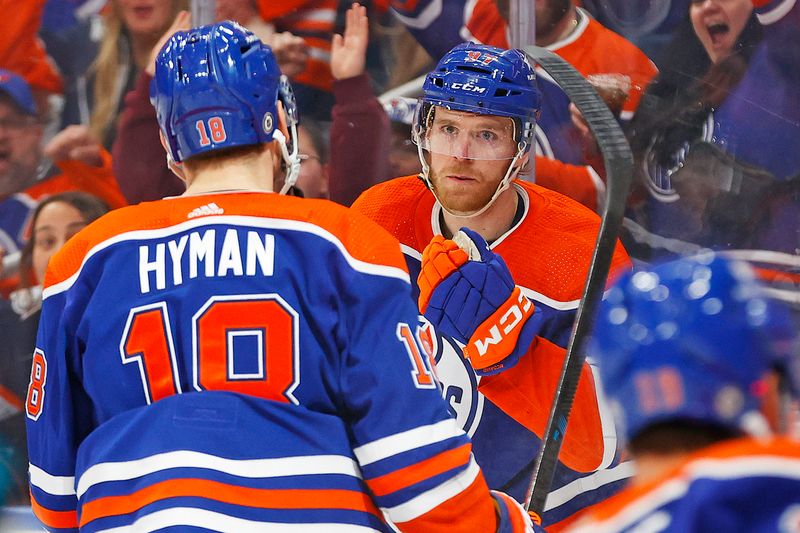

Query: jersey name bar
left=139, top=228, right=275, bottom=293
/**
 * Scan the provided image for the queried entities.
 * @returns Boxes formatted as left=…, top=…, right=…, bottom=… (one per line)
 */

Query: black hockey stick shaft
left=522, top=46, right=634, bottom=516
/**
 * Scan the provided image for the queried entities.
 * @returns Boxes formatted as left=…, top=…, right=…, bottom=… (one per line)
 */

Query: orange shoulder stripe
left=42, top=194, right=409, bottom=292
left=366, top=443, right=473, bottom=497
left=352, top=176, right=434, bottom=251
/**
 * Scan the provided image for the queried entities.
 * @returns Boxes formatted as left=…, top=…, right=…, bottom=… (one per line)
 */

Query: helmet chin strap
left=273, top=123, right=301, bottom=195
left=416, top=140, right=528, bottom=219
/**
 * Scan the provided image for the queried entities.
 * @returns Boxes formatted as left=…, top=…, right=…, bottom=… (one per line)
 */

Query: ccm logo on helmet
left=473, top=292, right=532, bottom=357
left=450, top=82, right=486, bottom=94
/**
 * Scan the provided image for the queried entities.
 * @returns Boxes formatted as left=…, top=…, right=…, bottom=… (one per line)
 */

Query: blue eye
left=477, top=130, right=497, bottom=142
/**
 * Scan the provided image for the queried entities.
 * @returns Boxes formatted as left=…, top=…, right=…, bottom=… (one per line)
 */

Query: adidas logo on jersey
left=188, top=203, right=224, bottom=218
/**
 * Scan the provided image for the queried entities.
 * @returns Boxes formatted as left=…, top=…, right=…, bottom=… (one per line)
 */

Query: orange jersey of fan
left=0, top=149, right=126, bottom=295
left=0, top=0, right=62, bottom=94
left=256, top=0, right=336, bottom=93
left=353, top=176, right=633, bottom=530
left=466, top=1, right=656, bottom=120
left=466, top=2, right=657, bottom=212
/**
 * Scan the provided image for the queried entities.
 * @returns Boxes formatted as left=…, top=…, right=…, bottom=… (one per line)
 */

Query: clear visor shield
left=412, top=103, right=523, bottom=161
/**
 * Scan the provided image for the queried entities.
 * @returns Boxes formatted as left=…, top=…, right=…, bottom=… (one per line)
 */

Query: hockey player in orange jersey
left=25, top=20, right=533, bottom=533
left=353, top=42, right=632, bottom=530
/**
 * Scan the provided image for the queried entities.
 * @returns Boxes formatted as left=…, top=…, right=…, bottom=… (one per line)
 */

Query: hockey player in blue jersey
left=24, top=21, right=533, bottom=532
left=568, top=254, right=800, bottom=532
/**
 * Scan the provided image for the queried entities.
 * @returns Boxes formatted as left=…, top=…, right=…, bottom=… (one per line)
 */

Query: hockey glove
left=418, top=227, right=542, bottom=376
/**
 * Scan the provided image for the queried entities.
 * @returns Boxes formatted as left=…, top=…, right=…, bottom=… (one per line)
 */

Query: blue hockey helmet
left=590, top=254, right=799, bottom=443
left=413, top=42, right=542, bottom=217
left=151, top=21, right=300, bottom=174
left=418, top=42, right=541, bottom=153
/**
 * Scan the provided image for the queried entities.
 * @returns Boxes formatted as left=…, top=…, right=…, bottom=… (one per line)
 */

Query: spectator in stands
left=295, top=120, right=330, bottom=199
left=382, top=96, right=421, bottom=180
left=623, top=0, right=798, bottom=261
left=0, top=191, right=109, bottom=506
left=390, top=0, right=658, bottom=213
left=114, top=4, right=386, bottom=206
left=47, top=0, right=187, bottom=147
left=0, top=0, right=62, bottom=118
left=88, top=0, right=188, bottom=147
left=249, top=0, right=338, bottom=121
left=578, top=0, right=691, bottom=68
left=0, top=69, right=125, bottom=293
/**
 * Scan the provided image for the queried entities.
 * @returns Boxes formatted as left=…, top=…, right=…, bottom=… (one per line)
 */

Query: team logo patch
left=263, top=112, right=274, bottom=135
left=434, top=335, right=484, bottom=437
left=188, top=202, right=224, bottom=219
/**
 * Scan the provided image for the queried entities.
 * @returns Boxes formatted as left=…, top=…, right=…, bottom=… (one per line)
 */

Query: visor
left=413, top=102, right=523, bottom=161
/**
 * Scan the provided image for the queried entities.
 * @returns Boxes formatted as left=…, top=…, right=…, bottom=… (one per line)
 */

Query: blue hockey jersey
left=568, top=436, right=800, bottom=532
left=25, top=191, right=531, bottom=532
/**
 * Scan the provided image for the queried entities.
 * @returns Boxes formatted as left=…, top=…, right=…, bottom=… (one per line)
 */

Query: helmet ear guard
left=275, top=75, right=301, bottom=194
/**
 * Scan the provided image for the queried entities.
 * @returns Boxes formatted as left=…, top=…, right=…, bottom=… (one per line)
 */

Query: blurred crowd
left=0, top=0, right=797, bottom=509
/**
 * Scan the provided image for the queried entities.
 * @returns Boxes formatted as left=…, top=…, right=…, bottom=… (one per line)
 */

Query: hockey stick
left=521, top=45, right=634, bottom=516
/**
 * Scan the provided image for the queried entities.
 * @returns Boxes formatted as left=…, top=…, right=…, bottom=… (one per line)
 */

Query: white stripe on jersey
left=544, top=461, right=635, bottom=512
left=381, top=457, right=481, bottom=523
left=28, top=463, right=76, bottom=496
left=353, top=419, right=465, bottom=466
left=43, top=215, right=411, bottom=300
left=757, top=0, right=796, bottom=25
left=76, top=452, right=361, bottom=498
left=391, top=0, right=443, bottom=29
left=571, top=454, right=800, bottom=532
left=96, top=507, right=384, bottom=533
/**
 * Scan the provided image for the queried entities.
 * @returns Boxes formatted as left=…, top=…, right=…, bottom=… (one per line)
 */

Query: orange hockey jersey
left=353, top=176, right=633, bottom=530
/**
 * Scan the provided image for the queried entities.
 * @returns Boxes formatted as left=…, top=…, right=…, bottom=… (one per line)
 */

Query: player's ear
left=159, top=130, right=187, bottom=184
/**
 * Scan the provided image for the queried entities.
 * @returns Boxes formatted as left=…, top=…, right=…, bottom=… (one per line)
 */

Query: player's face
left=426, top=108, right=518, bottom=215
left=0, top=99, right=43, bottom=196
left=690, top=0, right=753, bottom=64
left=32, top=201, right=89, bottom=284
left=115, top=0, right=178, bottom=40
